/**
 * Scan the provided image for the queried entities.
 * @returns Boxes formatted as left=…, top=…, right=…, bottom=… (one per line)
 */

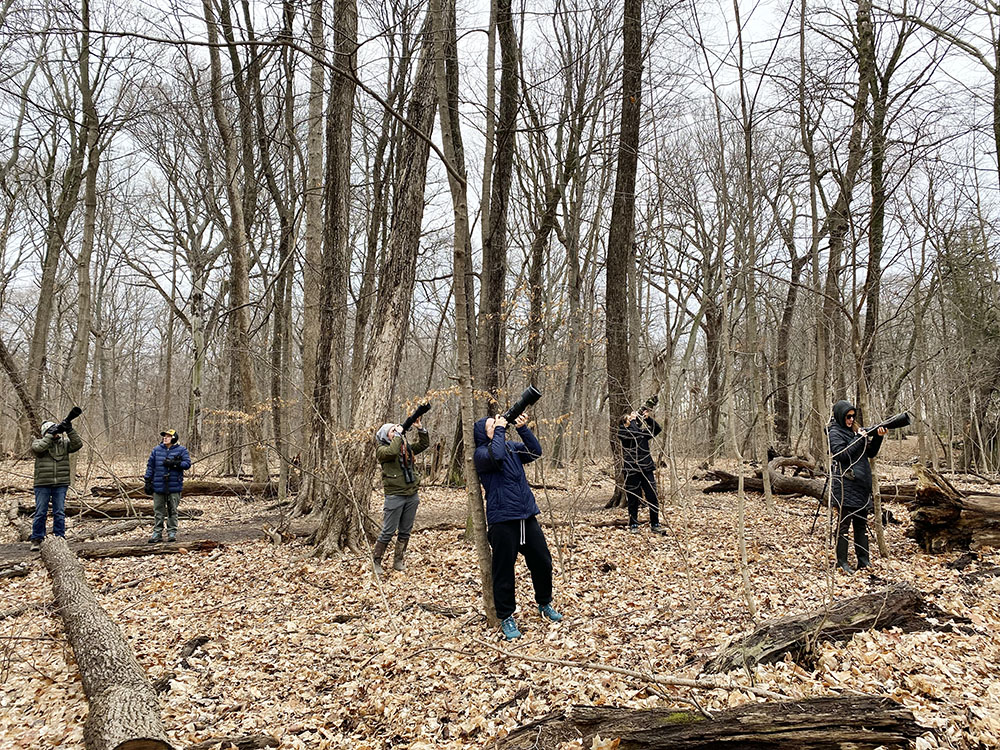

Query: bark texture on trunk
left=500, top=697, right=919, bottom=750
left=41, top=536, right=172, bottom=750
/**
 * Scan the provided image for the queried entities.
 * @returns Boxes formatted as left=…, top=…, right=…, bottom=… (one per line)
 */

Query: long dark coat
left=828, top=400, right=883, bottom=511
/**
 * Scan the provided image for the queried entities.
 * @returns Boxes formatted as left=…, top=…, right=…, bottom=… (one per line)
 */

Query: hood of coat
left=375, top=423, right=395, bottom=445
left=473, top=417, right=493, bottom=448
left=832, top=400, right=856, bottom=429
left=41, top=421, right=57, bottom=435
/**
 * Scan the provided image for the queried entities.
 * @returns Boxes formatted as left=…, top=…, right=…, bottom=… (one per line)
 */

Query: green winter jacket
left=31, top=428, right=83, bottom=487
left=376, top=429, right=430, bottom=496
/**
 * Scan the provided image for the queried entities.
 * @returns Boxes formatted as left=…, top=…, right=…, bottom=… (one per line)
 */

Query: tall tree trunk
left=605, top=0, right=642, bottom=506
left=322, top=0, right=357, bottom=427
left=201, top=0, right=268, bottom=482
left=68, top=0, right=99, bottom=412
left=311, top=14, right=437, bottom=556
left=476, top=0, right=518, bottom=411
left=300, top=0, right=326, bottom=441
left=432, top=0, right=497, bottom=623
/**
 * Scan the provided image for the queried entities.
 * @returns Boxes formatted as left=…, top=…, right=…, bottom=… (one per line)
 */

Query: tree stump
left=704, top=582, right=967, bottom=673
left=909, top=465, right=1000, bottom=552
left=40, top=536, right=172, bottom=750
left=499, top=696, right=920, bottom=749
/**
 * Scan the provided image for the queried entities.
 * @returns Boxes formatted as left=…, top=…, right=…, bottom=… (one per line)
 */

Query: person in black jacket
left=827, top=400, right=886, bottom=574
left=617, top=407, right=664, bottom=534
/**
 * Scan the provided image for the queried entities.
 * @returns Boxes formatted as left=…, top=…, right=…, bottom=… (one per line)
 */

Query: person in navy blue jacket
left=144, top=429, right=191, bottom=543
left=473, top=412, right=562, bottom=640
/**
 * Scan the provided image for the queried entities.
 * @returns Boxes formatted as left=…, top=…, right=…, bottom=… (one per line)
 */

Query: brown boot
left=372, top=540, right=389, bottom=576
left=392, top=539, right=409, bottom=572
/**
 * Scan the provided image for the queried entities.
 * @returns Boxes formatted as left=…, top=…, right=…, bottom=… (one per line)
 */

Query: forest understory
left=2, top=439, right=1000, bottom=750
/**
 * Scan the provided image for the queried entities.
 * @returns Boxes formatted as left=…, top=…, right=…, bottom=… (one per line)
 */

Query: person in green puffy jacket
left=372, top=417, right=429, bottom=575
left=29, top=419, right=84, bottom=551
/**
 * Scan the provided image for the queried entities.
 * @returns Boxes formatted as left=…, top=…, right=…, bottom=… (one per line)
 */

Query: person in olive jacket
left=827, top=400, right=886, bottom=574
left=144, top=429, right=191, bottom=543
left=373, top=417, right=430, bottom=575
left=617, top=407, right=664, bottom=534
left=29, top=418, right=84, bottom=550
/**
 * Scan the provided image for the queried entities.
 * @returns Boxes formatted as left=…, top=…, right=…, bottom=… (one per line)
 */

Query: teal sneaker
left=500, top=616, right=522, bottom=640
left=538, top=603, right=563, bottom=622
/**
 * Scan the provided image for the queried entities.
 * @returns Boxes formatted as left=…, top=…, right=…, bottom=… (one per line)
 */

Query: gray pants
left=152, top=492, right=181, bottom=537
left=377, top=493, right=420, bottom=544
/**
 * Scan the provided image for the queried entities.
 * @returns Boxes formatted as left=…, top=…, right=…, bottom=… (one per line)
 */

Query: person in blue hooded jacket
left=828, top=400, right=886, bottom=574
left=473, top=412, right=563, bottom=640
left=144, top=429, right=191, bottom=543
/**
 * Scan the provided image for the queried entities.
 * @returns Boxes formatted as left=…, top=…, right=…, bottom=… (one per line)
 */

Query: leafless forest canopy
left=1, top=0, right=999, bottom=495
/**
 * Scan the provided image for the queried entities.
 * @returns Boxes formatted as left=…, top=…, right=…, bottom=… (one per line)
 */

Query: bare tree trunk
left=432, top=0, right=497, bottom=623
left=605, top=0, right=642, bottom=507
left=311, top=15, right=437, bottom=556
left=476, top=0, right=518, bottom=410
left=201, top=0, right=268, bottom=483
left=300, top=0, right=326, bottom=439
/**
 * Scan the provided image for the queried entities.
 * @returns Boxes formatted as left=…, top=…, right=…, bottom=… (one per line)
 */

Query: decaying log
left=704, top=582, right=967, bottom=673
left=909, top=465, right=1000, bottom=552
left=90, top=480, right=284, bottom=499
left=499, top=696, right=920, bottom=750
left=78, top=539, right=222, bottom=560
left=18, top=501, right=204, bottom=519
left=72, top=519, right=144, bottom=541
left=40, top=536, right=172, bottom=750
left=0, top=562, right=29, bottom=578
left=187, top=735, right=278, bottom=750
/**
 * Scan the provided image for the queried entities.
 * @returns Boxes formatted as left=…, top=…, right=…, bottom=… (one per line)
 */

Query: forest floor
left=2, top=440, right=1000, bottom=749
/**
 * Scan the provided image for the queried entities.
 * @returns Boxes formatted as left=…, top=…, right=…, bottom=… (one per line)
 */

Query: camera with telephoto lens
left=639, top=394, right=658, bottom=415
left=401, top=403, right=431, bottom=432
left=502, top=386, right=542, bottom=424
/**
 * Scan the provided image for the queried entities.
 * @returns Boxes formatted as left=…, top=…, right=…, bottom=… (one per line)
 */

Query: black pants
left=487, top=516, right=553, bottom=620
left=836, top=506, right=870, bottom=568
left=624, top=469, right=659, bottom=527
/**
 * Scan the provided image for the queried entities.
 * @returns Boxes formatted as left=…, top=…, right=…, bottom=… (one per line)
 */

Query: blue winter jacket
left=145, top=443, right=192, bottom=494
left=473, top=417, right=542, bottom=525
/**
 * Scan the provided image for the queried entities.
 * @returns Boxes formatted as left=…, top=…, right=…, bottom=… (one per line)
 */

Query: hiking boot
left=167, top=534, right=176, bottom=543
left=651, top=524, right=666, bottom=535
left=148, top=535, right=162, bottom=544
left=836, top=562, right=855, bottom=575
left=500, top=616, right=522, bottom=641
left=372, top=540, right=389, bottom=577
left=392, top=539, right=408, bottom=572
left=30, top=540, right=40, bottom=552
left=538, top=603, right=563, bottom=622
left=628, top=524, right=639, bottom=534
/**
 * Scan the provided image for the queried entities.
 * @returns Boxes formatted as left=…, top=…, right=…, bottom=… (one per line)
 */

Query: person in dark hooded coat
left=473, top=413, right=562, bottom=640
left=827, top=400, right=886, bottom=573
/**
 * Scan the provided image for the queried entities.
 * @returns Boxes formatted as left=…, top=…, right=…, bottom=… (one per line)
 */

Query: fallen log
left=18, top=501, right=204, bottom=519
left=78, top=539, right=222, bottom=560
left=909, top=464, right=1000, bottom=552
left=187, top=735, right=278, bottom=750
left=0, top=562, right=29, bottom=579
left=40, top=536, right=172, bottom=750
left=499, top=696, right=920, bottom=750
left=90, top=480, right=283, bottom=499
left=704, top=582, right=967, bottom=673
left=71, top=519, right=145, bottom=541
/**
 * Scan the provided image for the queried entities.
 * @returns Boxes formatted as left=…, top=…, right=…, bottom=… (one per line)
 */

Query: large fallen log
left=40, top=536, right=173, bottom=750
left=18, top=501, right=204, bottom=519
left=499, top=696, right=920, bottom=750
left=704, top=582, right=966, bottom=673
left=90, top=479, right=286, bottom=499
left=77, top=539, right=222, bottom=560
left=909, top=465, right=1000, bottom=552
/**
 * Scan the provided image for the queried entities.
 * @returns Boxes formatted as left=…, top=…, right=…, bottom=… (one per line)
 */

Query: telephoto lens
left=502, top=386, right=542, bottom=424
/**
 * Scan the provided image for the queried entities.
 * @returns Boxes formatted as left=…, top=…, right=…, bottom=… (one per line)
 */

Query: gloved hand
left=144, top=478, right=153, bottom=495
left=164, top=457, right=180, bottom=469
left=45, top=423, right=65, bottom=436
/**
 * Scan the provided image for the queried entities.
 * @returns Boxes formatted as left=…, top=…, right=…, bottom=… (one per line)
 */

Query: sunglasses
left=845, top=413, right=855, bottom=420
